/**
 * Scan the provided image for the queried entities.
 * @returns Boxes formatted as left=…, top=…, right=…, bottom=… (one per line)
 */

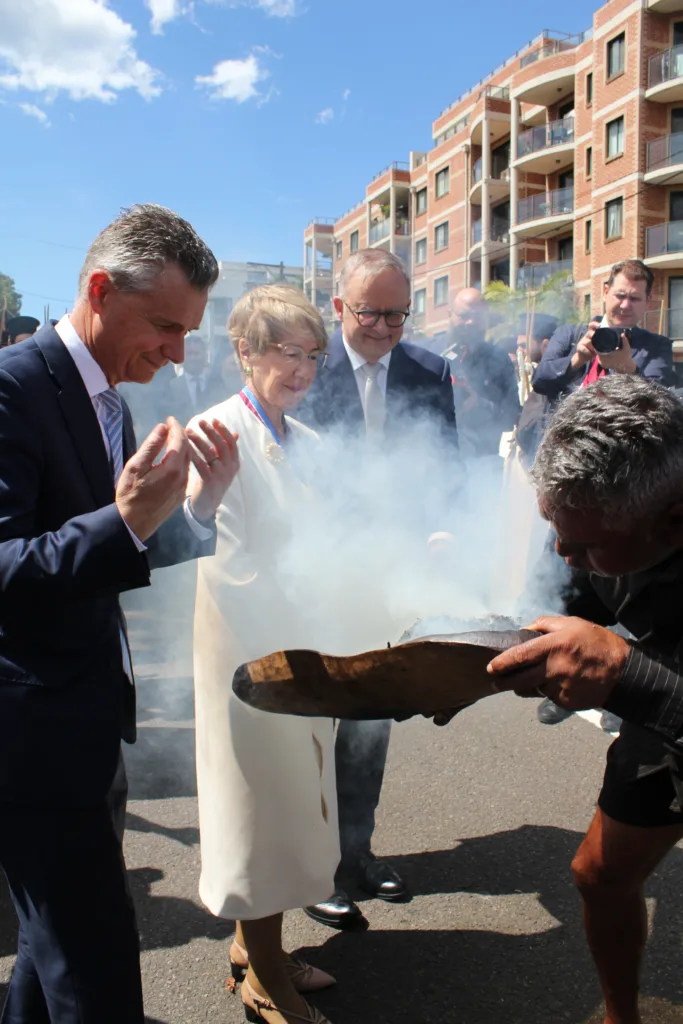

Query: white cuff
left=184, top=497, right=214, bottom=540
left=122, top=519, right=147, bottom=553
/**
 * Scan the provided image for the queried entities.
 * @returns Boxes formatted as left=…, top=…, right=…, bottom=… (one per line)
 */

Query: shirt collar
left=54, top=315, right=110, bottom=398
left=341, top=333, right=392, bottom=373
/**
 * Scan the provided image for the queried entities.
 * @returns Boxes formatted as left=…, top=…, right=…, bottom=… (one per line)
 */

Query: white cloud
left=146, top=0, right=184, bottom=34
left=253, top=0, right=296, bottom=14
left=196, top=53, right=269, bottom=103
left=19, top=102, right=51, bottom=127
left=0, top=0, right=161, bottom=103
left=342, top=88, right=351, bottom=101
left=315, top=107, right=333, bottom=125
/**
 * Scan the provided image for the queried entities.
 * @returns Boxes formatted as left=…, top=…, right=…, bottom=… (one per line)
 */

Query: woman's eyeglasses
left=271, top=343, right=328, bottom=368
left=343, top=302, right=410, bottom=328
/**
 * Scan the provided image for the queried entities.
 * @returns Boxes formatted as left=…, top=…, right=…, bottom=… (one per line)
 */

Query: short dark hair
left=79, top=204, right=219, bottom=298
left=606, top=259, right=654, bottom=297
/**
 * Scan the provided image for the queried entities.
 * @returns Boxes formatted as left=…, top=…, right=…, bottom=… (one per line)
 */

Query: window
left=585, top=219, right=592, bottom=253
left=416, top=188, right=428, bottom=215
left=586, top=71, right=593, bottom=106
left=605, top=197, right=623, bottom=239
left=675, top=21, right=683, bottom=46
left=335, top=240, right=342, bottom=260
left=435, top=167, right=450, bottom=198
left=415, top=238, right=427, bottom=265
left=434, top=276, right=449, bottom=307
left=558, top=237, right=574, bottom=261
left=607, top=32, right=625, bottom=79
left=672, top=108, right=683, bottom=134
left=606, top=116, right=625, bottom=159
left=435, top=221, right=449, bottom=252
left=414, top=288, right=426, bottom=315
left=350, top=230, right=359, bottom=254
left=586, top=146, right=593, bottom=178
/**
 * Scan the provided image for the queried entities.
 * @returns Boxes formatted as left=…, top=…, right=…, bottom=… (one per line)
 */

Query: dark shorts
left=599, top=721, right=683, bottom=828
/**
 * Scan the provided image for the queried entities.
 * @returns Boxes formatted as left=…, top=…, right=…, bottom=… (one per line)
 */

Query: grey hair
left=532, top=376, right=683, bottom=521
left=338, top=248, right=410, bottom=298
left=78, top=204, right=219, bottom=299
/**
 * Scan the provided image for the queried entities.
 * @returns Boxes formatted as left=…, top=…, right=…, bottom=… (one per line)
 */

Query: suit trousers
left=0, top=800, right=143, bottom=1024
left=334, top=718, right=392, bottom=875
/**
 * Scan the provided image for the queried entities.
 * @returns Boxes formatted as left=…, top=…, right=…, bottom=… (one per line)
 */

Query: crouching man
left=488, top=375, right=683, bottom=1024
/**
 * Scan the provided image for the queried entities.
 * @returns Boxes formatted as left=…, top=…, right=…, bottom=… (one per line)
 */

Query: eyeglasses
left=343, top=302, right=410, bottom=328
left=271, top=343, right=328, bottom=368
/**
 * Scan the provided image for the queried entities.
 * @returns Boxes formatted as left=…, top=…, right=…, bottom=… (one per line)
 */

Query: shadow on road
left=125, top=811, right=199, bottom=848
left=129, top=866, right=234, bottom=953
left=300, top=825, right=683, bottom=1024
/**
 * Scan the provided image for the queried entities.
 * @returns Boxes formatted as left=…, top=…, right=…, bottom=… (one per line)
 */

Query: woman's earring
left=245, top=366, right=253, bottom=377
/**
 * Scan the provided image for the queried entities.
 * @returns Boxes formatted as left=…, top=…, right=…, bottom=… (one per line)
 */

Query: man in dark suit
left=532, top=259, right=676, bottom=404
left=299, top=248, right=458, bottom=929
left=166, top=333, right=227, bottom=425
left=0, top=204, right=239, bottom=1024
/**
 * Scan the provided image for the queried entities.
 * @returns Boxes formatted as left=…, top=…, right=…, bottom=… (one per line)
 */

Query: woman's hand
left=187, top=418, right=240, bottom=521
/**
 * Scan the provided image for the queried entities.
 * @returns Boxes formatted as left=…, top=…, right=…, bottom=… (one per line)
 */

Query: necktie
left=361, top=363, right=385, bottom=437
left=93, top=386, right=124, bottom=483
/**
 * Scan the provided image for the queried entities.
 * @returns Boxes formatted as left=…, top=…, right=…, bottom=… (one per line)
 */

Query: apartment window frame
left=434, top=221, right=450, bottom=253
left=585, top=219, right=592, bottom=254
left=434, top=275, right=449, bottom=307
left=414, top=288, right=427, bottom=316
left=435, top=166, right=450, bottom=199
left=605, top=196, right=624, bottom=241
left=586, top=145, right=593, bottom=179
left=606, top=115, right=625, bottom=161
left=416, top=187, right=428, bottom=216
left=607, top=31, right=626, bottom=82
left=350, top=230, right=359, bottom=254
left=586, top=71, right=593, bottom=107
left=335, top=240, right=342, bottom=260
left=415, top=237, right=427, bottom=265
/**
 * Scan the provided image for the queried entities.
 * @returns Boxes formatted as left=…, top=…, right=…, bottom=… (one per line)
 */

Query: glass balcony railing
left=517, top=186, right=574, bottom=224
left=647, top=132, right=683, bottom=172
left=472, top=154, right=509, bottom=187
left=516, top=259, right=573, bottom=291
left=491, top=217, right=510, bottom=242
left=395, top=216, right=410, bottom=236
left=472, top=158, right=483, bottom=185
left=644, top=307, right=683, bottom=339
left=649, top=44, right=683, bottom=89
left=472, top=220, right=482, bottom=245
left=517, top=117, right=574, bottom=159
left=369, top=219, right=391, bottom=244
left=646, top=220, right=683, bottom=257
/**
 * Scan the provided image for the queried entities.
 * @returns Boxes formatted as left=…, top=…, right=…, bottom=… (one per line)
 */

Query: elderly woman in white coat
left=188, top=286, right=338, bottom=1024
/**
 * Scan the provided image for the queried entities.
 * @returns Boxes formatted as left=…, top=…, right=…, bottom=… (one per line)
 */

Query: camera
left=591, top=326, right=632, bottom=354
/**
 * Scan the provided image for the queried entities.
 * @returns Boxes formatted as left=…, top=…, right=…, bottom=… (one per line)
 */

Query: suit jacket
left=299, top=329, right=458, bottom=445
left=532, top=321, right=676, bottom=402
left=0, top=324, right=216, bottom=806
left=166, top=370, right=228, bottom=427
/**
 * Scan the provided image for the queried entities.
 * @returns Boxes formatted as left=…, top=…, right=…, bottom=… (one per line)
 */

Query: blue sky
left=0, top=0, right=598, bottom=319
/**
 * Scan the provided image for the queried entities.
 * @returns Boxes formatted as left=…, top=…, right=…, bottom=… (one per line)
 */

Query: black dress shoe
left=356, top=854, right=409, bottom=902
left=537, top=697, right=574, bottom=726
left=304, top=888, right=364, bottom=929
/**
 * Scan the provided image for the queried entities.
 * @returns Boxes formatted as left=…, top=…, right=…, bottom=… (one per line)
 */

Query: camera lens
left=592, top=327, right=622, bottom=354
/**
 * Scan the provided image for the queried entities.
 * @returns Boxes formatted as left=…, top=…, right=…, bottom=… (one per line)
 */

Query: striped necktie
left=93, top=386, right=124, bottom=483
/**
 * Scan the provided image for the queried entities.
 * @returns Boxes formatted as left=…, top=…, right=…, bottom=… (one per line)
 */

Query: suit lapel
left=35, top=325, right=115, bottom=508
left=323, top=333, right=364, bottom=425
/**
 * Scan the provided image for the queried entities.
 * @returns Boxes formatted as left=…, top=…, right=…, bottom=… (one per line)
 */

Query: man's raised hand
left=115, top=417, right=192, bottom=542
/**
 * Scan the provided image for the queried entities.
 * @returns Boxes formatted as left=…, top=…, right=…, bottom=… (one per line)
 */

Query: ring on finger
left=209, top=457, right=220, bottom=466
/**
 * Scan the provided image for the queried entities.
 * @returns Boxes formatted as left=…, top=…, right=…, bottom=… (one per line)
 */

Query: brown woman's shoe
left=241, top=977, right=332, bottom=1023
left=229, top=941, right=335, bottom=993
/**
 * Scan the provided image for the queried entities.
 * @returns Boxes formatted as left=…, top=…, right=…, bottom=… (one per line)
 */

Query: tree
left=0, top=274, right=21, bottom=318
left=484, top=271, right=578, bottom=344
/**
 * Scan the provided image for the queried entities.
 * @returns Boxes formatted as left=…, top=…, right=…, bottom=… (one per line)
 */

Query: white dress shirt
left=341, top=335, right=392, bottom=410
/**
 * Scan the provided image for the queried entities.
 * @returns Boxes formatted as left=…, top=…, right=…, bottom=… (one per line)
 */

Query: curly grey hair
left=78, top=204, right=219, bottom=299
left=532, top=376, right=683, bottom=521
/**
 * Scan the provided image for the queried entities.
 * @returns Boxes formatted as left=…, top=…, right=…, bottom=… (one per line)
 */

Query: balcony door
left=674, top=21, right=683, bottom=46
left=668, top=277, right=683, bottom=340
left=558, top=236, right=574, bottom=262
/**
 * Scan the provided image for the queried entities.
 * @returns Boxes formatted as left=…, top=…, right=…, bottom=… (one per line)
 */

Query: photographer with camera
left=532, top=260, right=675, bottom=404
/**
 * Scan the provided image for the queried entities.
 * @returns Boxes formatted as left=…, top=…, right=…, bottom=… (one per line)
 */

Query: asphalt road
left=2, top=587, right=683, bottom=1024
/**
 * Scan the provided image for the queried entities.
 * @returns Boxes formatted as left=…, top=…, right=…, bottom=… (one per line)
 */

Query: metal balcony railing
left=517, top=186, right=574, bottom=224
left=307, top=217, right=336, bottom=228
left=646, top=220, right=683, bottom=257
left=516, top=259, right=573, bottom=291
left=644, top=307, right=683, bottom=339
left=647, top=132, right=683, bottom=172
left=517, top=117, right=574, bottom=159
left=649, top=44, right=683, bottom=89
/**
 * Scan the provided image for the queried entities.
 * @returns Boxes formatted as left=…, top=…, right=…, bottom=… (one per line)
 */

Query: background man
left=488, top=376, right=683, bottom=1024
left=532, top=259, right=676, bottom=403
left=299, top=248, right=458, bottom=929
left=443, top=288, right=520, bottom=459
left=3, top=315, right=40, bottom=346
left=0, top=204, right=238, bottom=1024
left=167, top=333, right=226, bottom=424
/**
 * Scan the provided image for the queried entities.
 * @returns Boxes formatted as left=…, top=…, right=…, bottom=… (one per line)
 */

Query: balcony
left=644, top=307, right=683, bottom=339
left=516, top=259, right=573, bottom=291
left=470, top=155, right=511, bottom=203
left=515, top=117, right=574, bottom=174
left=472, top=219, right=483, bottom=247
left=515, top=34, right=581, bottom=106
left=647, top=45, right=683, bottom=102
left=645, top=133, right=683, bottom=185
left=469, top=216, right=510, bottom=254
left=515, top=187, right=574, bottom=238
left=648, top=0, right=683, bottom=12
left=368, top=215, right=410, bottom=245
left=644, top=220, right=683, bottom=268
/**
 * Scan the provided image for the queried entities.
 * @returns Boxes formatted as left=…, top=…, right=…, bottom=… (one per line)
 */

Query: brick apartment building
left=303, top=0, right=683, bottom=357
